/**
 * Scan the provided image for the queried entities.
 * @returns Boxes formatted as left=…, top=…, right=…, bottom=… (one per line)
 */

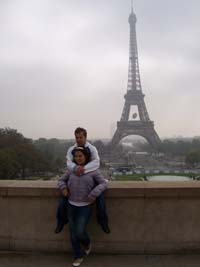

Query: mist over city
left=0, top=0, right=200, bottom=140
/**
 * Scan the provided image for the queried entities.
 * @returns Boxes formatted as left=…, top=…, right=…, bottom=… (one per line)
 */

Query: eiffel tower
left=110, top=3, right=161, bottom=149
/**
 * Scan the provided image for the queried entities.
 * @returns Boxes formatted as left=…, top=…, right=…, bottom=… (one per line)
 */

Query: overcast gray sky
left=0, top=0, right=200, bottom=140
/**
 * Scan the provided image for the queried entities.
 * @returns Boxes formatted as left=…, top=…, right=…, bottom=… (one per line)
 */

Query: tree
left=185, top=150, right=200, bottom=167
left=0, top=128, right=49, bottom=179
left=92, top=140, right=106, bottom=155
left=0, top=149, right=19, bottom=179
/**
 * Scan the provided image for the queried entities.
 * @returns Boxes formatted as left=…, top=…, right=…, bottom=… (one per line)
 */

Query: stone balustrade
left=1, top=180, right=200, bottom=253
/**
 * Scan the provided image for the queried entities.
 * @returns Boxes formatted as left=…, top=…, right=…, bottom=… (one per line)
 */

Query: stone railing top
left=0, top=180, right=200, bottom=198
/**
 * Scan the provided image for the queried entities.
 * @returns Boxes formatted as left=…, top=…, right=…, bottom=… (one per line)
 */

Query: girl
left=58, top=146, right=107, bottom=267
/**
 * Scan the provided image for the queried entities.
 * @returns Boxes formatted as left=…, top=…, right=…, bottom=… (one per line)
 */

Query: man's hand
left=75, top=166, right=85, bottom=176
left=62, top=188, right=68, bottom=197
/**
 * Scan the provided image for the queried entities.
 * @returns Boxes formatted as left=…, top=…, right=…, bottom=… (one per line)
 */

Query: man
left=55, top=127, right=110, bottom=234
left=66, top=127, right=100, bottom=176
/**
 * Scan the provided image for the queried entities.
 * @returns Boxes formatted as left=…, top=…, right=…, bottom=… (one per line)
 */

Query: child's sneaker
left=73, top=258, right=83, bottom=267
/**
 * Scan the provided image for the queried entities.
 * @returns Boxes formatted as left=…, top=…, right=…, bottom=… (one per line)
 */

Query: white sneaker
left=73, top=258, right=83, bottom=267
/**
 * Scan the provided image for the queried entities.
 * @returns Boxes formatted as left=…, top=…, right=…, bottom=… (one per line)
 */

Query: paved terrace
left=1, top=180, right=200, bottom=266
left=1, top=251, right=200, bottom=267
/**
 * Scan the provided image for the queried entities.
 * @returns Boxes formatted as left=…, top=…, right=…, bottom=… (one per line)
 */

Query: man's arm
left=66, top=145, right=76, bottom=172
left=66, top=143, right=100, bottom=175
left=84, top=144, right=100, bottom=173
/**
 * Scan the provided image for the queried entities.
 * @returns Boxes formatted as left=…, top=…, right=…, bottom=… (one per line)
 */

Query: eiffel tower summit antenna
left=110, top=5, right=161, bottom=149
left=131, top=0, right=133, bottom=13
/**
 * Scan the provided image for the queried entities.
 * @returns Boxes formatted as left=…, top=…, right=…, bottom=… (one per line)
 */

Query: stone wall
left=1, top=180, right=200, bottom=253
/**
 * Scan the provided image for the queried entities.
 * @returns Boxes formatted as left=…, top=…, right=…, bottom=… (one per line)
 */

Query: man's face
left=75, top=132, right=86, bottom=146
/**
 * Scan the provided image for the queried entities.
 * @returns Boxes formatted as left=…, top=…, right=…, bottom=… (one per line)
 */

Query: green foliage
left=92, top=140, right=107, bottom=156
left=0, top=128, right=49, bottom=179
left=157, top=138, right=200, bottom=156
left=185, top=150, right=200, bottom=167
left=0, top=148, right=19, bottom=179
left=0, top=128, right=29, bottom=148
left=33, top=138, right=73, bottom=172
left=114, top=174, right=143, bottom=181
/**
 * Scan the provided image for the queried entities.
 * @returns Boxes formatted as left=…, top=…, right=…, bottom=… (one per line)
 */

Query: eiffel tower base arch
left=110, top=121, right=161, bottom=150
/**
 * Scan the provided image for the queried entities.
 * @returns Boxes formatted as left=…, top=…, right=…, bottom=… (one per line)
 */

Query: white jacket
left=66, top=141, right=100, bottom=173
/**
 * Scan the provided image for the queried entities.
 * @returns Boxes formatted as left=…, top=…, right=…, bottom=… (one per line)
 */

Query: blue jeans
left=95, top=192, right=108, bottom=226
left=68, top=203, right=92, bottom=259
left=56, top=192, right=108, bottom=229
left=56, top=196, right=69, bottom=226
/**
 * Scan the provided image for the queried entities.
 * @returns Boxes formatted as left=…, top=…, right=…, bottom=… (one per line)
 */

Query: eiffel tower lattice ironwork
left=110, top=4, right=161, bottom=149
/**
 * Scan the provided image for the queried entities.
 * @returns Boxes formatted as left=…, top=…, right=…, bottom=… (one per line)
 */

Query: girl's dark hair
left=72, top=146, right=91, bottom=165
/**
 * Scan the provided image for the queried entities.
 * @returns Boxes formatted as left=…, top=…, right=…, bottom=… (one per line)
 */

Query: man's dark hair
left=74, top=127, right=87, bottom=137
